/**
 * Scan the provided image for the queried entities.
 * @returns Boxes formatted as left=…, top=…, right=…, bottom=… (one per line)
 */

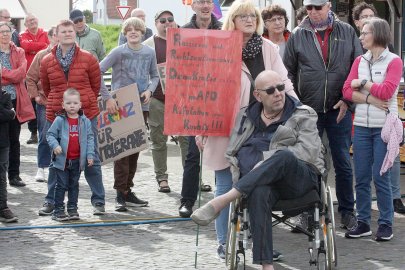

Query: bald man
left=118, top=8, right=153, bottom=45
left=192, top=70, right=325, bottom=269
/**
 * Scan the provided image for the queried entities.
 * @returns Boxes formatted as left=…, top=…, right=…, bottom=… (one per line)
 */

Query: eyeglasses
left=236, top=14, right=257, bottom=22
left=0, top=16, right=11, bottom=20
left=158, top=17, right=174, bottom=24
left=305, top=4, right=326, bottom=11
left=0, top=30, right=11, bottom=35
left=256, top=84, right=285, bottom=95
left=73, top=18, right=83, bottom=24
left=194, top=0, right=213, bottom=5
left=360, top=31, right=372, bottom=36
left=359, top=15, right=374, bottom=20
left=265, top=16, right=285, bottom=24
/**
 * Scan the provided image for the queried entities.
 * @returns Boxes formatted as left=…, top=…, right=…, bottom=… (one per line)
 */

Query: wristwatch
left=360, top=79, right=368, bottom=88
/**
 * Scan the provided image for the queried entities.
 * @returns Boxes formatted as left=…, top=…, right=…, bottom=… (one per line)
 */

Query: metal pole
left=194, top=150, right=204, bottom=268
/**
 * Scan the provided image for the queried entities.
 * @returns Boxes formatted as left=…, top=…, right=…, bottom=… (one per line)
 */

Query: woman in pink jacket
left=196, top=0, right=298, bottom=260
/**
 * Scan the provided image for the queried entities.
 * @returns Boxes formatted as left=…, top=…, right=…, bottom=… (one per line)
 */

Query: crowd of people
left=1, top=0, right=405, bottom=269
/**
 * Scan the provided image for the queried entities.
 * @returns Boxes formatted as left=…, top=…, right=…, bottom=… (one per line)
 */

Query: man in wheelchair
left=191, top=70, right=325, bottom=269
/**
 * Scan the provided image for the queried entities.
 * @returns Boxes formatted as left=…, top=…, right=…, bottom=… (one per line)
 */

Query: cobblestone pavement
left=1, top=125, right=405, bottom=270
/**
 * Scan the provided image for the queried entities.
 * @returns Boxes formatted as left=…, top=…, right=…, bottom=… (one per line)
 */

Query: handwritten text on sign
left=97, top=84, right=147, bottom=165
left=164, top=28, right=242, bottom=136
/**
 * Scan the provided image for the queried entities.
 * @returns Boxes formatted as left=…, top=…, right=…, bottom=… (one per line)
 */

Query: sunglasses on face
left=73, top=18, right=83, bottom=24
left=256, top=84, right=285, bottom=95
left=158, top=17, right=174, bottom=24
left=305, top=4, right=325, bottom=11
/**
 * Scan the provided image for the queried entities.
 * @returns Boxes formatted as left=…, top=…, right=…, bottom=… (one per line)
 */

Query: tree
left=83, top=9, right=93, bottom=24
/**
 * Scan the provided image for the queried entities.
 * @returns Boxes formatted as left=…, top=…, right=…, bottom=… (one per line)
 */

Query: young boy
left=0, top=88, right=18, bottom=223
left=47, top=88, right=94, bottom=221
left=99, top=17, right=159, bottom=211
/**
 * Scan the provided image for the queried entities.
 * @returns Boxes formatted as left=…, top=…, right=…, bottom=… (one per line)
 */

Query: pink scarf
left=380, top=113, right=403, bottom=175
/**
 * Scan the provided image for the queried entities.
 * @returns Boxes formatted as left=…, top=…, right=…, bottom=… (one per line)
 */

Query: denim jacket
left=47, top=110, right=95, bottom=171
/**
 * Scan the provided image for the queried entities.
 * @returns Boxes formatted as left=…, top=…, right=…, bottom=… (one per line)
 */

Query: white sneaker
left=35, top=168, right=46, bottom=182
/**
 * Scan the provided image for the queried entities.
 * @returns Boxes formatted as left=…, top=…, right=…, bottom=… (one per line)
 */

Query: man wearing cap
left=283, top=0, right=362, bottom=231
left=69, top=9, right=105, bottom=61
left=143, top=10, right=189, bottom=195
left=118, top=8, right=153, bottom=45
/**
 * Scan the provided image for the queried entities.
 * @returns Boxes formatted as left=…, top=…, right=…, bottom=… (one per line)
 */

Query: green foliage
left=89, top=24, right=121, bottom=55
left=83, top=10, right=93, bottom=24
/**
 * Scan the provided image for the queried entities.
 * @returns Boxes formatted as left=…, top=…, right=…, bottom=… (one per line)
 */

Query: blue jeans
left=214, top=167, right=232, bottom=245
left=353, top=126, right=393, bottom=226
left=390, top=155, right=401, bottom=199
left=36, top=104, right=51, bottom=168
left=53, top=159, right=81, bottom=213
left=45, top=118, right=105, bottom=205
left=317, top=110, right=354, bottom=216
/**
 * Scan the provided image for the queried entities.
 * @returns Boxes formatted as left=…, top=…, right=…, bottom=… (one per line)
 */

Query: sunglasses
left=158, top=17, right=174, bottom=24
left=256, top=84, right=285, bottom=95
left=73, top=18, right=83, bottom=24
left=305, top=4, right=325, bottom=11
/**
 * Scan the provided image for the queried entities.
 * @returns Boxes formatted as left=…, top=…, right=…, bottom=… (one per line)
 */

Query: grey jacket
left=225, top=100, right=325, bottom=183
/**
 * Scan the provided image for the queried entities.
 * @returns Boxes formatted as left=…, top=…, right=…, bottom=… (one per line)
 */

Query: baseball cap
left=303, top=0, right=327, bottom=5
left=154, top=10, right=174, bottom=20
left=69, top=9, right=84, bottom=22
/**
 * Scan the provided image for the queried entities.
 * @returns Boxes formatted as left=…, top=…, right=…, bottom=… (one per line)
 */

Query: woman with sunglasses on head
left=342, top=18, right=403, bottom=241
left=193, top=0, right=297, bottom=263
left=261, top=4, right=290, bottom=58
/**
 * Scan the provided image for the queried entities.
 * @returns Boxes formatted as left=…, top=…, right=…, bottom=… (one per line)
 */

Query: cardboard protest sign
left=164, top=28, right=242, bottom=136
left=97, top=84, right=148, bottom=165
left=157, top=63, right=166, bottom=93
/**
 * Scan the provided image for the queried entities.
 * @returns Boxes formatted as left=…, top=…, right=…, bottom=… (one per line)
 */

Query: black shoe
left=273, top=250, right=283, bottom=261
left=52, top=211, right=69, bottom=222
left=115, top=191, right=127, bottom=212
left=26, top=133, right=38, bottom=144
left=125, top=191, right=148, bottom=207
left=9, top=176, right=26, bottom=187
left=179, top=200, right=194, bottom=218
left=200, top=183, right=212, bottom=192
left=394, top=199, right=405, bottom=214
left=38, top=202, right=54, bottom=216
left=0, top=208, right=18, bottom=223
left=67, top=209, right=80, bottom=220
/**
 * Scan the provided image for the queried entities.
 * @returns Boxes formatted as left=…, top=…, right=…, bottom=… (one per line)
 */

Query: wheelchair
left=225, top=177, right=337, bottom=270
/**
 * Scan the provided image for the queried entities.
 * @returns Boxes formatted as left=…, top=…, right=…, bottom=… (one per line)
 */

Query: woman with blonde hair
left=195, top=0, right=297, bottom=262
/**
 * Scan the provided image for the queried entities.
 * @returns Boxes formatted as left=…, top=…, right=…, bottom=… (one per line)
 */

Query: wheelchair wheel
left=326, top=186, right=338, bottom=267
left=225, top=199, right=240, bottom=270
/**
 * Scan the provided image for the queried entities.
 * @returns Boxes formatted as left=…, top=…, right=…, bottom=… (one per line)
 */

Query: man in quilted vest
left=38, top=20, right=112, bottom=216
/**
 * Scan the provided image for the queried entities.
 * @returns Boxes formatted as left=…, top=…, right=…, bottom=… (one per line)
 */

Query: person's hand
left=106, top=98, right=118, bottom=114
left=351, top=79, right=362, bottom=90
left=195, top=136, right=207, bottom=152
left=333, top=100, right=348, bottom=124
left=140, top=90, right=152, bottom=104
left=368, top=95, right=389, bottom=111
left=53, top=146, right=62, bottom=155
left=88, top=159, right=94, bottom=167
left=34, top=96, right=42, bottom=104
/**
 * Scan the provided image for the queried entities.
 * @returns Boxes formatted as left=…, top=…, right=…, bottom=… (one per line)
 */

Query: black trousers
left=8, top=100, right=21, bottom=179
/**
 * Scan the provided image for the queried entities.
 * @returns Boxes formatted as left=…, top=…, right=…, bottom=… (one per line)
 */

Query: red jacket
left=19, top=28, right=49, bottom=70
left=40, top=44, right=101, bottom=122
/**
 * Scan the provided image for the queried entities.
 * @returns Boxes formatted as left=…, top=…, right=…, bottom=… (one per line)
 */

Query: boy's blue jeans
left=52, top=159, right=81, bottom=213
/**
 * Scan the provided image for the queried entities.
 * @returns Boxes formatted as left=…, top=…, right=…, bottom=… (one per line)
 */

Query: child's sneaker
left=345, top=221, right=372, bottom=238
left=52, top=211, right=69, bottom=222
left=68, top=209, right=80, bottom=220
left=375, top=224, right=393, bottom=241
left=0, top=208, right=18, bottom=223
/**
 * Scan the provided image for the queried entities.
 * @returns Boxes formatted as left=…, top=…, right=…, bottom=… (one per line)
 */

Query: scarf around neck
left=242, top=33, right=263, bottom=60
left=56, top=45, right=76, bottom=73
left=310, top=11, right=334, bottom=30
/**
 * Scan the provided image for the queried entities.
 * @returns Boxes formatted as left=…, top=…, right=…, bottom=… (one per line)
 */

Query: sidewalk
left=1, top=125, right=404, bottom=270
